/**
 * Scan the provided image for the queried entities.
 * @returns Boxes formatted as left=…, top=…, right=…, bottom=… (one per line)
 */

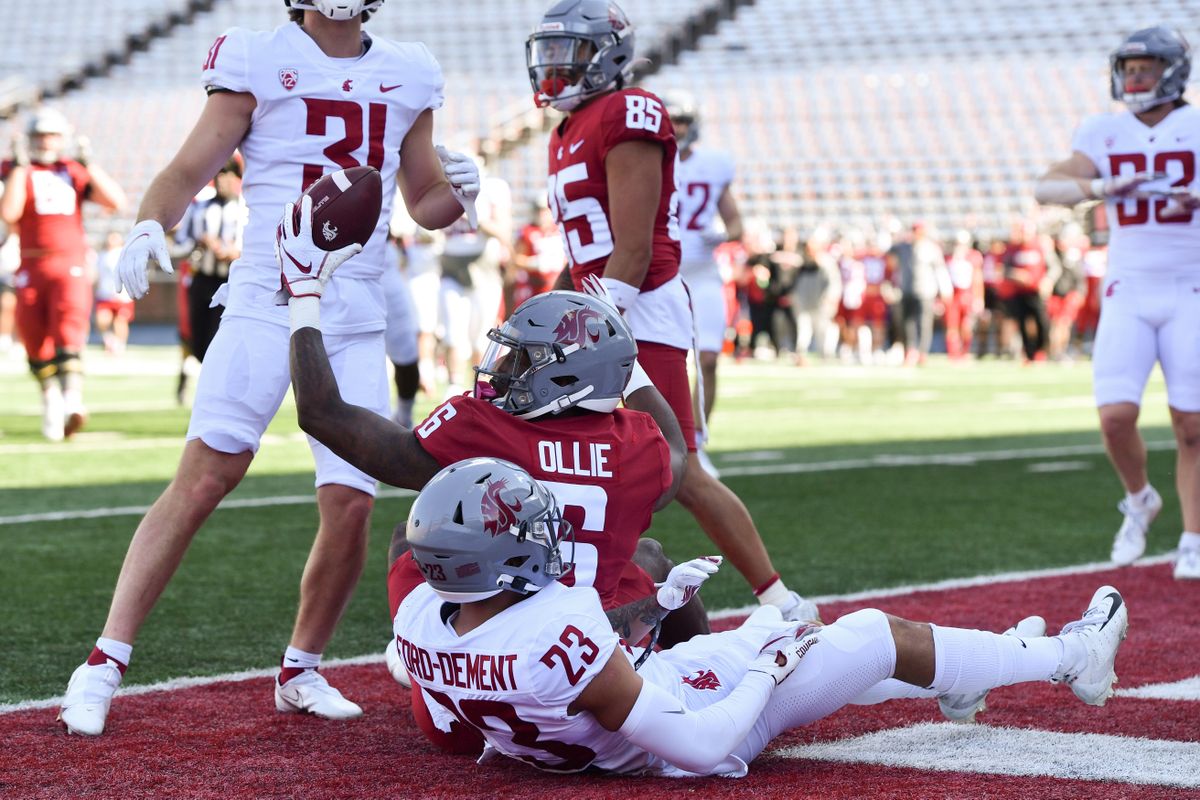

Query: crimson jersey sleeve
left=598, top=88, right=676, bottom=154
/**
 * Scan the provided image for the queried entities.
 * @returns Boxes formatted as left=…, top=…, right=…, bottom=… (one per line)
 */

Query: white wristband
left=623, top=359, right=654, bottom=399
left=289, top=295, right=321, bottom=333
left=600, top=277, right=639, bottom=312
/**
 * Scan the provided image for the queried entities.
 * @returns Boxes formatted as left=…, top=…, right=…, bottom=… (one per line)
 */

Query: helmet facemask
left=527, top=34, right=607, bottom=111
left=1109, top=27, right=1191, bottom=113
left=285, top=0, right=383, bottom=21
left=1113, top=56, right=1179, bottom=112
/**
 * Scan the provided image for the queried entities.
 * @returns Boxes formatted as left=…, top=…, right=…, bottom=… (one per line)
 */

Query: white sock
left=756, top=576, right=792, bottom=608
left=1127, top=484, right=1157, bottom=508
left=283, top=646, right=321, bottom=670
left=96, top=637, right=132, bottom=666
left=1180, top=531, right=1200, bottom=551
left=928, top=624, right=1063, bottom=694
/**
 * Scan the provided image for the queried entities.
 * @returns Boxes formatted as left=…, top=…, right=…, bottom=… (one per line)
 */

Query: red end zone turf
left=5, top=563, right=1197, bottom=799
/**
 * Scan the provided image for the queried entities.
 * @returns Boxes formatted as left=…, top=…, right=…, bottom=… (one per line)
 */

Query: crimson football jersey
left=415, top=395, right=671, bottom=605
left=547, top=88, right=681, bottom=293
left=0, top=159, right=90, bottom=268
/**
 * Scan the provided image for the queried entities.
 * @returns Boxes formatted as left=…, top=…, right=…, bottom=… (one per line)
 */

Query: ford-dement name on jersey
left=1072, top=105, right=1200, bottom=277
left=201, top=23, right=444, bottom=287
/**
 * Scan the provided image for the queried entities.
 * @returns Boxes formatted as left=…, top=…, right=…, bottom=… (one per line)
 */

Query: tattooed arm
left=289, top=328, right=442, bottom=490
left=605, top=594, right=669, bottom=646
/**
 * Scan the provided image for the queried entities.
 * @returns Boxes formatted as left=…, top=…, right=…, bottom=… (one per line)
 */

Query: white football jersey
left=202, top=23, right=443, bottom=330
left=675, top=147, right=735, bottom=272
left=1072, top=106, right=1200, bottom=277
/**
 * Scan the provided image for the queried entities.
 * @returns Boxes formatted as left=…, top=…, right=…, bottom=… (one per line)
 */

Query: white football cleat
left=58, top=658, right=123, bottom=736
left=385, top=638, right=411, bottom=688
left=938, top=615, right=1047, bottom=723
left=1174, top=547, right=1200, bottom=580
left=275, top=670, right=363, bottom=719
left=1110, top=489, right=1161, bottom=566
left=779, top=591, right=821, bottom=624
left=1053, top=585, right=1129, bottom=706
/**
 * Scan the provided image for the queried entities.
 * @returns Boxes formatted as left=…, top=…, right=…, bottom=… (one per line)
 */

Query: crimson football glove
left=273, top=194, right=362, bottom=305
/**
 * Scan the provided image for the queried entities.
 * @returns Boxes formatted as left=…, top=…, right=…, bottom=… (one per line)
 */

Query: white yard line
left=0, top=440, right=1176, bottom=526
left=778, top=722, right=1200, bottom=788
left=0, top=555, right=1173, bottom=715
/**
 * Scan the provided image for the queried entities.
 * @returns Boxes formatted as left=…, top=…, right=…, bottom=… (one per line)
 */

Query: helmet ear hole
left=452, top=502, right=464, bottom=525
left=550, top=375, right=578, bottom=387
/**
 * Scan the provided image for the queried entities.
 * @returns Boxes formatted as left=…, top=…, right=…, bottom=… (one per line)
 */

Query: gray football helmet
left=474, top=290, right=637, bottom=419
left=284, top=0, right=383, bottom=21
left=662, top=90, right=699, bottom=151
left=1110, top=26, right=1190, bottom=112
left=526, top=0, right=636, bottom=111
left=407, top=458, right=573, bottom=602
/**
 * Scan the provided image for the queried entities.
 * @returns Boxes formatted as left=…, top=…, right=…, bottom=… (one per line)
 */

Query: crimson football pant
left=16, top=261, right=92, bottom=369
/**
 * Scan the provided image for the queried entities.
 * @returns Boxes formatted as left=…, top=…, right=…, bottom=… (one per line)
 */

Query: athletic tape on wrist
left=600, top=277, right=639, bottom=312
left=289, top=295, right=321, bottom=332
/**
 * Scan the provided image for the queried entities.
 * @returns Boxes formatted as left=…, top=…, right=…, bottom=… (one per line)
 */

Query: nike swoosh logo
left=569, top=139, right=585, bottom=154
left=1098, top=591, right=1123, bottom=631
left=285, top=657, right=301, bottom=663
left=663, top=709, right=687, bottom=715
left=285, top=248, right=313, bottom=275
left=380, top=83, right=404, bottom=93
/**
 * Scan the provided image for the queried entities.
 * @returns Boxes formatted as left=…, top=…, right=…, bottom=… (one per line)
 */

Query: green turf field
left=0, top=348, right=1180, bottom=704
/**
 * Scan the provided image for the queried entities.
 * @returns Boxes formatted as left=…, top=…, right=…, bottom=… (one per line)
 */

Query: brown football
left=293, top=165, right=383, bottom=251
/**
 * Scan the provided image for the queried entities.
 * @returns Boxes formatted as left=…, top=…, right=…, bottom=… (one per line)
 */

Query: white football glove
left=273, top=194, right=362, bottom=305
left=581, top=273, right=618, bottom=313
left=581, top=272, right=639, bottom=314
left=748, top=627, right=819, bottom=686
left=1158, top=187, right=1200, bottom=218
left=435, top=145, right=480, bottom=228
left=656, top=556, right=722, bottom=610
left=115, top=220, right=174, bottom=299
left=1091, top=171, right=1161, bottom=199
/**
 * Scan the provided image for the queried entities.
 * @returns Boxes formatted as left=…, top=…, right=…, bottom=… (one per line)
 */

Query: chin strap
left=515, top=385, right=596, bottom=420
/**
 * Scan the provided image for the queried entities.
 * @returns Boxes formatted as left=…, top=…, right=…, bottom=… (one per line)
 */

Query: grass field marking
left=0, top=430, right=309, bottom=456
left=717, top=439, right=1176, bottom=478
left=0, top=440, right=1177, bottom=526
left=0, top=555, right=1173, bottom=716
left=778, top=722, right=1200, bottom=788
left=0, top=487, right=417, bottom=525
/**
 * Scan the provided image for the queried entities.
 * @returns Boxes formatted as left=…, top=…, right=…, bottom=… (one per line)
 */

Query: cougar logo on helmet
left=553, top=308, right=604, bottom=349
left=481, top=479, right=523, bottom=537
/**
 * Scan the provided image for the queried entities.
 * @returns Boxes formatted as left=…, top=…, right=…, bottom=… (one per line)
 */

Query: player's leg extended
left=1160, top=284, right=1200, bottom=577
left=103, top=441, right=255, bottom=643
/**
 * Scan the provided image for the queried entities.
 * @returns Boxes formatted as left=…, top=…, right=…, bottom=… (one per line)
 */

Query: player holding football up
left=1035, top=26, right=1200, bottom=580
left=529, top=0, right=815, bottom=620
left=662, top=90, right=743, bottom=478
left=59, top=0, right=480, bottom=736
left=394, top=457, right=1128, bottom=778
left=277, top=218, right=715, bottom=751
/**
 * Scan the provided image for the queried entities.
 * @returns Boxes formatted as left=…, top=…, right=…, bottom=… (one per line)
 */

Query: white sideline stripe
left=708, top=553, right=1174, bottom=621
left=1026, top=460, right=1091, bottom=473
left=777, top=722, right=1200, bottom=788
left=0, top=440, right=1176, bottom=527
left=1118, top=675, right=1200, bottom=702
left=1, top=555, right=1175, bottom=716
left=716, top=439, right=1175, bottom=478
left=0, top=487, right=416, bottom=525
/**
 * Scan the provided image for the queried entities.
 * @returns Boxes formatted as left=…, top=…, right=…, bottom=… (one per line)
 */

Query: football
left=294, top=165, right=382, bottom=251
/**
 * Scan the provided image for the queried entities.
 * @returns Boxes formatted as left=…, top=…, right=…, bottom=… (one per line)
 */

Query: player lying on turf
left=394, top=456, right=1129, bottom=777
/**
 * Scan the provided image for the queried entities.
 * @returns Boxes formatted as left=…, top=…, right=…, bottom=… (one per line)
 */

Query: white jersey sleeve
left=677, top=148, right=736, bottom=270
left=1069, top=114, right=1106, bottom=168
left=202, top=28, right=252, bottom=94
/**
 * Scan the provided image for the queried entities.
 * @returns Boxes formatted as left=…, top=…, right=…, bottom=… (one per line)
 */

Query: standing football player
left=58, top=0, right=480, bottom=736
left=662, top=90, right=743, bottom=478
left=394, top=457, right=1129, bottom=778
left=530, top=0, right=815, bottom=619
left=1, top=108, right=125, bottom=440
left=1035, top=26, right=1200, bottom=580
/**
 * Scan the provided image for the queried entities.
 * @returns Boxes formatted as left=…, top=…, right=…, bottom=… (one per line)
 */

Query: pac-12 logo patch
left=279, top=69, right=299, bottom=91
